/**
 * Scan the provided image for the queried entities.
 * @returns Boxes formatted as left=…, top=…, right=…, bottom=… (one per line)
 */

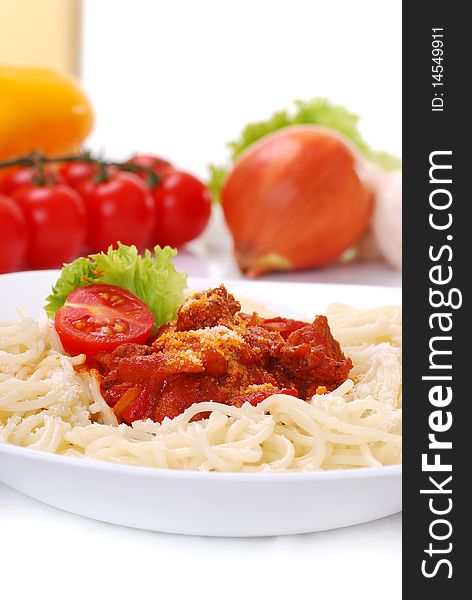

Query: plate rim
left=0, top=269, right=403, bottom=293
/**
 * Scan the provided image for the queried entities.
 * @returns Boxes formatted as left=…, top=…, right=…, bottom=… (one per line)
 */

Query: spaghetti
left=0, top=303, right=402, bottom=471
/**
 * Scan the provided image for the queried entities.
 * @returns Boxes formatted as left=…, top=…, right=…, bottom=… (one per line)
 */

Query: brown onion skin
left=221, top=125, right=373, bottom=277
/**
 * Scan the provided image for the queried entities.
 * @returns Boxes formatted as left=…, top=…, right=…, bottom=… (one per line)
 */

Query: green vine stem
left=31, top=151, right=47, bottom=186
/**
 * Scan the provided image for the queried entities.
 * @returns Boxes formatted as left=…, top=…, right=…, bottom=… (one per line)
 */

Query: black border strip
left=403, top=2, right=467, bottom=593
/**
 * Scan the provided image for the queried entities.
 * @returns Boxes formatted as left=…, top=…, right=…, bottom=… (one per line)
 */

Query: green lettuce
left=208, top=98, right=402, bottom=202
left=44, top=243, right=187, bottom=327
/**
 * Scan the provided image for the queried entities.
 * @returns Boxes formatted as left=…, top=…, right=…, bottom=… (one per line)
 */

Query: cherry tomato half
left=0, top=166, right=64, bottom=195
left=0, top=194, right=27, bottom=273
left=55, top=284, right=154, bottom=357
left=78, top=171, right=155, bottom=252
left=12, top=183, right=87, bottom=269
left=150, top=170, right=212, bottom=247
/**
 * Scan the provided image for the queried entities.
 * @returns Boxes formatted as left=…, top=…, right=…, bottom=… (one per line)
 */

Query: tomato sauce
left=94, top=285, right=352, bottom=424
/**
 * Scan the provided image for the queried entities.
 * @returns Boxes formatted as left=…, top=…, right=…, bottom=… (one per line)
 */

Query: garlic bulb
left=371, top=170, right=402, bottom=269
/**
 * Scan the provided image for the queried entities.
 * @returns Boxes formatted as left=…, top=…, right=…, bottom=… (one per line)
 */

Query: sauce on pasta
left=94, top=285, right=352, bottom=424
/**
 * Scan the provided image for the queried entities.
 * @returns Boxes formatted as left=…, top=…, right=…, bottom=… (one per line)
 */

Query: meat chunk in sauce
left=96, top=286, right=352, bottom=424
left=270, top=317, right=352, bottom=398
left=176, top=285, right=241, bottom=330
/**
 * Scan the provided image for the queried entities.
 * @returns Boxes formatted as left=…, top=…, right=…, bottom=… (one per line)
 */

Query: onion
left=221, top=125, right=373, bottom=276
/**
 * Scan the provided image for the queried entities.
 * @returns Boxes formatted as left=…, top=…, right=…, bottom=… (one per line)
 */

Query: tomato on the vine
left=0, top=166, right=64, bottom=195
left=0, top=194, right=27, bottom=273
left=150, top=170, right=212, bottom=247
left=78, top=171, right=155, bottom=253
left=127, top=154, right=173, bottom=181
left=12, top=183, right=87, bottom=269
left=57, top=162, right=98, bottom=190
left=55, top=284, right=154, bottom=358
left=58, top=162, right=119, bottom=190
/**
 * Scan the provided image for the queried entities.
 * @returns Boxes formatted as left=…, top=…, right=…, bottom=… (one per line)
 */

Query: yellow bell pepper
left=0, top=66, right=94, bottom=160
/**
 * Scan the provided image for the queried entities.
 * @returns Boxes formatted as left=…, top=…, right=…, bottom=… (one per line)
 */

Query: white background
left=2, top=1, right=402, bottom=598
left=81, top=0, right=402, bottom=177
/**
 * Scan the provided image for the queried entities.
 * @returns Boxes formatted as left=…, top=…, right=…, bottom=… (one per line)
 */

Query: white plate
left=0, top=271, right=402, bottom=536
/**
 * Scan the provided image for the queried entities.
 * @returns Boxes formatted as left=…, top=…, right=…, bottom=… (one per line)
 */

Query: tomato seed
left=113, top=320, right=128, bottom=333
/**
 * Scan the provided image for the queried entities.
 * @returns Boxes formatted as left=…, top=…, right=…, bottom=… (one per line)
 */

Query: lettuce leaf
left=208, top=98, right=402, bottom=202
left=44, top=243, right=187, bottom=327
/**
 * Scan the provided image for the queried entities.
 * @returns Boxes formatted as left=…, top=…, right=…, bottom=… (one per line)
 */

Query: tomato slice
left=54, top=284, right=154, bottom=358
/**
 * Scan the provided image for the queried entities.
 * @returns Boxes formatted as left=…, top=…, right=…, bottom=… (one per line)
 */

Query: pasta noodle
left=0, top=303, right=402, bottom=471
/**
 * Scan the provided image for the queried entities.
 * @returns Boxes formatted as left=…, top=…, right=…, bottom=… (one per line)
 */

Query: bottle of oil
left=0, top=0, right=81, bottom=76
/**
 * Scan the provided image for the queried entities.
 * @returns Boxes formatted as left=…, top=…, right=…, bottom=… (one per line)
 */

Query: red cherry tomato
left=150, top=170, right=212, bottom=247
left=57, top=162, right=119, bottom=190
left=0, top=166, right=65, bottom=195
left=0, top=194, right=27, bottom=273
left=78, top=171, right=155, bottom=252
left=57, top=162, right=98, bottom=189
left=127, top=154, right=173, bottom=181
left=12, top=183, right=87, bottom=269
left=54, top=284, right=154, bottom=357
